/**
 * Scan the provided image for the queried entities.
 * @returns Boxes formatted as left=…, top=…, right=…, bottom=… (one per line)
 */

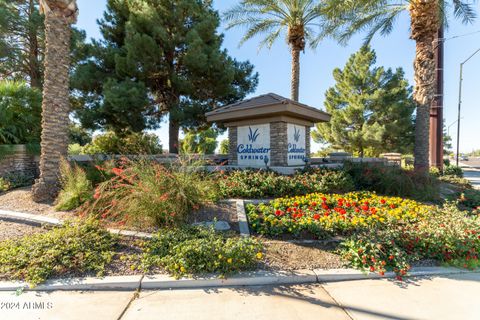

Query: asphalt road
left=458, top=157, right=480, bottom=168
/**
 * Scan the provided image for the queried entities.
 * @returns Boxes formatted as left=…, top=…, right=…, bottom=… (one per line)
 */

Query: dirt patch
left=188, top=202, right=239, bottom=233
left=0, top=221, right=47, bottom=242
left=261, top=239, right=346, bottom=271
left=0, top=187, right=73, bottom=220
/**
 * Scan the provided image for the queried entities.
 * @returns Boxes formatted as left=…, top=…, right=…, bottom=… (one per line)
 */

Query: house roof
left=206, top=93, right=331, bottom=124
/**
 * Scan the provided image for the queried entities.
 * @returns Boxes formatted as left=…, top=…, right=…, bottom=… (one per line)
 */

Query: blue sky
left=75, top=0, right=480, bottom=153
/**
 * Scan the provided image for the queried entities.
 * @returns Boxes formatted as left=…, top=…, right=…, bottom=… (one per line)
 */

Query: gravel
left=0, top=221, right=47, bottom=241
left=0, top=187, right=73, bottom=220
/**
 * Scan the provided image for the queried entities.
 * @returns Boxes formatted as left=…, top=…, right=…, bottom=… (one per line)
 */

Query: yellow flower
left=227, top=258, right=233, bottom=264
left=180, top=266, right=186, bottom=273
left=256, top=252, right=263, bottom=259
left=218, top=254, right=223, bottom=259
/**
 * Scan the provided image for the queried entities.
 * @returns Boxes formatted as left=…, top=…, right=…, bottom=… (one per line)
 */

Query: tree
left=443, top=122, right=452, bottom=156
left=224, top=0, right=328, bottom=101
left=0, top=80, right=42, bottom=144
left=72, top=0, right=258, bottom=154
left=312, top=46, right=415, bottom=157
left=32, top=0, right=78, bottom=202
left=0, top=0, right=44, bottom=88
left=219, top=139, right=229, bottom=154
left=180, top=128, right=218, bottom=155
left=321, top=0, right=476, bottom=170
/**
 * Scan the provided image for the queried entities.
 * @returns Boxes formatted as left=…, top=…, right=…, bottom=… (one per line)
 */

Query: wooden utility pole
left=429, top=24, right=444, bottom=170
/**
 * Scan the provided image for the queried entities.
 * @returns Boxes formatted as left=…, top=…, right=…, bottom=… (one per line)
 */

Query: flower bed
left=246, top=192, right=431, bottom=238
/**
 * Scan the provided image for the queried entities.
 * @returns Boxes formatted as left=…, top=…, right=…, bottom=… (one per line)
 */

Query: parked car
left=460, top=155, right=469, bottom=161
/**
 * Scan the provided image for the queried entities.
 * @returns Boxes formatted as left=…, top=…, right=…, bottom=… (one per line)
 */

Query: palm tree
left=320, top=0, right=476, bottom=171
left=224, top=0, right=327, bottom=102
left=32, top=0, right=78, bottom=202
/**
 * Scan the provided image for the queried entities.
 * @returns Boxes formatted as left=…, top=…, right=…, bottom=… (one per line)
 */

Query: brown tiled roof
left=206, top=93, right=331, bottom=124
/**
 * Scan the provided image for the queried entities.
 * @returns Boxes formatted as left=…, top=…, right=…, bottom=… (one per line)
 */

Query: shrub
left=84, top=159, right=218, bottom=228
left=82, top=131, right=163, bottom=155
left=217, top=168, right=354, bottom=199
left=56, top=160, right=93, bottom=211
left=344, top=162, right=439, bottom=201
left=443, top=165, right=463, bottom=178
left=438, top=175, right=472, bottom=190
left=0, top=172, right=34, bottom=192
left=0, top=219, right=116, bottom=286
left=458, top=190, right=480, bottom=211
left=139, top=226, right=264, bottom=278
left=246, top=192, right=431, bottom=238
left=0, top=80, right=42, bottom=144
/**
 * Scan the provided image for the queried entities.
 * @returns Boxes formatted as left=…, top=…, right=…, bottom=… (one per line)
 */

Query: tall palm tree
left=320, top=0, right=476, bottom=172
left=224, top=0, right=327, bottom=102
left=32, top=0, right=78, bottom=202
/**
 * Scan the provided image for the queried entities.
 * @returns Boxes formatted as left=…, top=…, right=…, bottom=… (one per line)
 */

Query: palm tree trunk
left=291, top=47, right=300, bottom=102
left=32, top=7, right=74, bottom=201
left=410, top=0, right=439, bottom=173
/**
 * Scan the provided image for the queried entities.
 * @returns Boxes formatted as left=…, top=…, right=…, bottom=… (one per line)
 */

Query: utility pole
left=429, top=24, right=444, bottom=170
left=456, top=47, right=480, bottom=166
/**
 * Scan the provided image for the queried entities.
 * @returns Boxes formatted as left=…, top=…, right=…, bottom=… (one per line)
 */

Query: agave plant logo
left=248, top=126, right=260, bottom=143
left=293, top=126, right=301, bottom=143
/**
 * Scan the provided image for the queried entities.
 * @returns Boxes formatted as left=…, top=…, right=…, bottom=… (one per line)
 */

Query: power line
left=443, top=29, right=480, bottom=42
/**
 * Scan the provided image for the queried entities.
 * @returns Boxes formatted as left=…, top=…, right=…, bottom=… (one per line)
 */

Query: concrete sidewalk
left=2, top=272, right=480, bottom=320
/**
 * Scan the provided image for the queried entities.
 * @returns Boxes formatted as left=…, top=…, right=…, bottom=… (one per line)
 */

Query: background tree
left=312, top=46, right=415, bottom=157
left=72, top=0, right=258, bottom=154
left=321, top=0, right=477, bottom=170
left=443, top=122, right=453, bottom=156
left=224, top=0, right=328, bottom=101
left=180, top=128, right=218, bottom=155
left=32, top=0, right=78, bottom=202
left=0, top=0, right=44, bottom=88
left=219, top=139, right=229, bottom=154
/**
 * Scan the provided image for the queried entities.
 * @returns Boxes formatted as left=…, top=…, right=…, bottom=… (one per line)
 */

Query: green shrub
left=458, top=190, right=480, bottom=211
left=344, top=162, right=439, bottom=201
left=444, top=165, right=463, bottom=178
left=83, top=131, right=162, bottom=155
left=140, top=226, right=264, bottom=278
left=0, top=172, right=34, bottom=192
left=55, top=160, right=93, bottom=211
left=0, top=219, right=116, bottom=286
left=217, top=168, right=354, bottom=199
left=84, top=159, right=218, bottom=228
left=0, top=80, right=42, bottom=144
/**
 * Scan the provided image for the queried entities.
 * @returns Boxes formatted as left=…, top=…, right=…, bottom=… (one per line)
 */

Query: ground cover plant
left=82, top=159, right=218, bottom=228
left=55, top=160, right=93, bottom=211
left=0, top=219, right=116, bottom=286
left=247, top=192, right=431, bottom=238
left=217, top=168, right=354, bottom=199
left=139, top=226, right=264, bottom=278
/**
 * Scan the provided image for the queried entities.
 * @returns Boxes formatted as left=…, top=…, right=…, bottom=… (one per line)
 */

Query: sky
left=75, top=0, right=480, bottom=153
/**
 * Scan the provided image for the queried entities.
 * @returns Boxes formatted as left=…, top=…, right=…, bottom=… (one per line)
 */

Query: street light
left=456, top=47, right=480, bottom=166
left=447, top=118, right=463, bottom=136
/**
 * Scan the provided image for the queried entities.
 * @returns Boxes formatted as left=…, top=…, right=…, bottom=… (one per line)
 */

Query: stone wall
left=270, top=122, right=288, bottom=166
left=228, top=126, right=238, bottom=166
left=0, top=145, right=39, bottom=179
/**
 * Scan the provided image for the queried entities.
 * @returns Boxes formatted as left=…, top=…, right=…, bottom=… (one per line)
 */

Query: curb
left=0, top=209, right=62, bottom=226
left=0, top=267, right=476, bottom=292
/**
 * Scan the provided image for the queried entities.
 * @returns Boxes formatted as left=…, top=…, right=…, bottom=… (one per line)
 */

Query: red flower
left=361, top=205, right=369, bottom=211
left=313, top=214, right=320, bottom=220
left=369, top=266, right=375, bottom=272
left=390, top=204, right=396, bottom=209
left=322, top=203, right=329, bottom=210
left=389, top=255, right=395, bottom=261
left=396, top=276, right=403, bottom=281
left=293, top=202, right=299, bottom=207
left=311, top=202, right=317, bottom=207
left=380, top=199, right=386, bottom=204
left=355, top=207, right=360, bottom=213
left=275, top=210, right=283, bottom=217
left=111, top=167, right=124, bottom=176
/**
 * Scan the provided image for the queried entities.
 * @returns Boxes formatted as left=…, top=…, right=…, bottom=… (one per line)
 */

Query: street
left=2, top=272, right=480, bottom=320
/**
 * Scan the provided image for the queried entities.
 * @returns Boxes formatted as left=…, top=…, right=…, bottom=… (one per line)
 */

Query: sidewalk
left=2, top=272, right=480, bottom=320
left=462, top=166, right=480, bottom=189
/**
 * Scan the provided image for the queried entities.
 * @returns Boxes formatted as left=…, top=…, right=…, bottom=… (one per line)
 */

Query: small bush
left=56, top=160, right=93, bottom=211
left=217, top=168, right=354, bottom=199
left=140, top=226, right=264, bottom=278
left=82, top=131, right=162, bottom=155
left=438, top=175, right=472, bottom=189
left=0, top=172, right=34, bottom=192
left=0, top=219, right=116, bottom=286
left=0, top=177, right=11, bottom=192
left=84, top=159, right=218, bottom=228
left=444, top=165, right=463, bottom=178
left=458, top=190, right=480, bottom=211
